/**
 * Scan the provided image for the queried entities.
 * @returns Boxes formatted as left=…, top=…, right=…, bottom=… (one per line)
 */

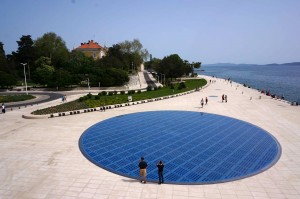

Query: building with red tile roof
left=75, top=40, right=107, bottom=60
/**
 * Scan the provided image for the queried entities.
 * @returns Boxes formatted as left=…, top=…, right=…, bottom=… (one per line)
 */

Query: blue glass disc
left=79, top=111, right=281, bottom=184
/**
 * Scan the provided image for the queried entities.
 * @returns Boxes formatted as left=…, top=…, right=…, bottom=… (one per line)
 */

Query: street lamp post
left=21, top=63, right=28, bottom=95
left=85, top=74, right=90, bottom=91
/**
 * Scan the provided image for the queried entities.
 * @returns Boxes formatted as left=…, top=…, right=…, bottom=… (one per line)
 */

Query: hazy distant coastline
left=202, top=62, right=300, bottom=67
left=196, top=63, right=300, bottom=103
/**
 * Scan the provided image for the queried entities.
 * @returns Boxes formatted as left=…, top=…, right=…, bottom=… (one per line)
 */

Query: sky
left=1, top=0, right=299, bottom=64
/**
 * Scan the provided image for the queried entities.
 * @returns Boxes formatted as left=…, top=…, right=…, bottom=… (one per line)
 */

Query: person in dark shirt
left=138, top=157, right=148, bottom=183
left=156, top=160, right=164, bottom=184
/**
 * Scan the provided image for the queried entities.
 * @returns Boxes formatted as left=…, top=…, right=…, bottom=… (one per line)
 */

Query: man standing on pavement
left=138, top=157, right=148, bottom=183
left=156, top=160, right=164, bottom=184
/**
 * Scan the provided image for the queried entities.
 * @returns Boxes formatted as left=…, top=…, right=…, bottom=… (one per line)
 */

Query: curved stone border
left=22, top=114, right=49, bottom=119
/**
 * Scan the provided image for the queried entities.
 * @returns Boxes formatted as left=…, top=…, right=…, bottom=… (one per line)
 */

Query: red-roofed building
left=75, top=40, right=107, bottom=60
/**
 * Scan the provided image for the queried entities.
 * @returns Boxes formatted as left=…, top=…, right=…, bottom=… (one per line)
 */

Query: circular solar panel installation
left=79, top=111, right=281, bottom=184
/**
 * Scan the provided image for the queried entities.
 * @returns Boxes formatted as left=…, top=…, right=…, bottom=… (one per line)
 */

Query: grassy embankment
left=32, top=79, right=207, bottom=115
left=0, top=95, right=35, bottom=103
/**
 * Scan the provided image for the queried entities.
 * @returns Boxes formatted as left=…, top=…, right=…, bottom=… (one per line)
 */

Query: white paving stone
left=0, top=75, right=299, bottom=199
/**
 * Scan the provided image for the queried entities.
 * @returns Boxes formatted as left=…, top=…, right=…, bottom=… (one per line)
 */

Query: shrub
left=137, top=90, right=141, bottom=94
left=154, top=87, right=158, bottom=91
left=78, top=95, right=88, bottom=102
left=113, top=91, right=118, bottom=95
left=178, top=82, right=186, bottom=90
left=95, top=95, right=100, bottom=100
left=120, top=91, right=125, bottom=95
left=0, top=94, right=35, bottom=103
left=158, top=86, right=162, bottom=90
left=170, top=84, right=175, bottom=89
left=87, top=93, right=93, bottom=99
left=108, top=91, right=114, bottom=96
left=128, top=90, right=135, bottom=94
left=101, top=91, right=107, bottom=96
left=147, top=86, right=153, bottom=91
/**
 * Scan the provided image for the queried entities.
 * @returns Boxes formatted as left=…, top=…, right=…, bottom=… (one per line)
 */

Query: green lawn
left=32, top=79, right=207, bottom=115
left=0, top=94, right=35, bottom=103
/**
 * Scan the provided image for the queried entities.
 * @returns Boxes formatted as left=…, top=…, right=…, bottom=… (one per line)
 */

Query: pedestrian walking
left=225, top=95, right=228, bottom=103
left=205, top=97, right=208, bottom=105
left=138, top=157, right=148, bottom=183
left=156, top=160, right=164, bottom=184
left=201, top=98, right=204, bottom=108
left=222, top=94, right=224, bottom=102
left=1, top=103, right=5, bottom=114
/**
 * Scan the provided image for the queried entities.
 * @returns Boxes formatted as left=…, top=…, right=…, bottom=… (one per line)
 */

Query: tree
left=107, top=44, right=123, bottom=60
left=0, top=42, right=9, bottom=73
left=32, top=56, right=55, bottom=85
left=158, top=54, right=185, bottom=79
left=184, top=61, right=201, bottom=76
left=12, top=35, right=36, bottom=77
left=67, top=51, right=94, bottom=74
left=0, top=71, right=17, bottom=88
left=145, top=58, right=161, bottom=71
left=96, top=56, right=124, bottom=69
left=53, top=68, right=73, bottom=88
left=118, top=39, right=149, bottom=72
left=34, top=32, right=69, bottom=68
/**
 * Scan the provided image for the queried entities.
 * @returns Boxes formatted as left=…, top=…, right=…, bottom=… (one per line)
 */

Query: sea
left=196, top=64, right=300, bottom=103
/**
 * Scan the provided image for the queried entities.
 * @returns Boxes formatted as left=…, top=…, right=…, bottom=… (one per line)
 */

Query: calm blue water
left=196, top=64, right=300, bottom=103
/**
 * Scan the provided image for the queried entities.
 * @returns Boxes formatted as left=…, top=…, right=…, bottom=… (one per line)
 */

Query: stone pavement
left=0, top=75, right=299, bottom=199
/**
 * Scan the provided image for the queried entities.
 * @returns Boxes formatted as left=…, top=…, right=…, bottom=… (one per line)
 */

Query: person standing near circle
left=205, top=97, right=208, bottom=105
left=156, top=160, right=164, bottom=184
left=201, top=98, right=204, bottom=108
left=138, top=157, right=148, bottom=183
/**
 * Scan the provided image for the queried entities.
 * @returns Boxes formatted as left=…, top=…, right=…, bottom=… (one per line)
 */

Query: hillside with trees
left=0, top=32, right=201, bottom=89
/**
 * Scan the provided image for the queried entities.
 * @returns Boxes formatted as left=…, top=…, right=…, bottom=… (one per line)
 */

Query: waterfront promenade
left=0, top=75, right=299, bottom=199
